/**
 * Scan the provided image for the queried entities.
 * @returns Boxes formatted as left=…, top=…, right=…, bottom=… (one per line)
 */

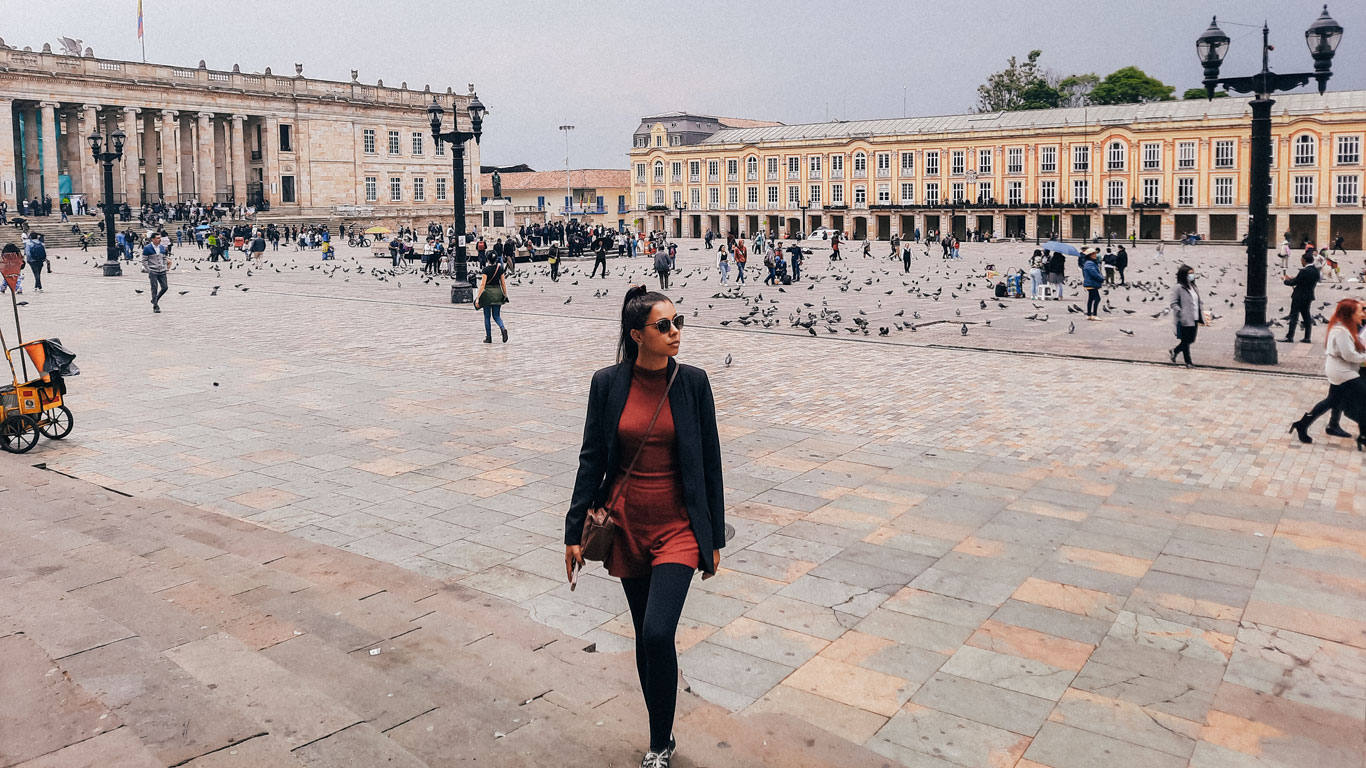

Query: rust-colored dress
left=604, top=365, right=699, bottom=579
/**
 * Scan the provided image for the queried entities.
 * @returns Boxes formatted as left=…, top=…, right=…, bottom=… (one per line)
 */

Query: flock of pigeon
left=75, top=241, right=1366, bottom=359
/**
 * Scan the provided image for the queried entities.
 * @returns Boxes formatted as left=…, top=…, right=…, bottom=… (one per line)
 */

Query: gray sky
left=7, top=0, right=1365, bottom=171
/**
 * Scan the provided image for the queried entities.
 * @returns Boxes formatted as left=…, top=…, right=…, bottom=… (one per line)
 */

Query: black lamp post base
left=1234, top=324, right=1279, bottom=365
left=102, top=261, right=123, bottom=277
left=449, top=281, right=474, bottom=304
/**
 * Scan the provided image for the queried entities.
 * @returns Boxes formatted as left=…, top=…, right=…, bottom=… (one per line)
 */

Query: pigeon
left=178, top=290, right=189, bottom=295
left=564, top=296, right=572, bottom=305
left=724, top=354, right=733, bottom=367
left=1119, top=328, right=1135, bottom=336
left=961, top=323, right=968, bottom=336
left=134, top=289, right=144, bottom=294
left=1069, top=321, right=1076, bottom=334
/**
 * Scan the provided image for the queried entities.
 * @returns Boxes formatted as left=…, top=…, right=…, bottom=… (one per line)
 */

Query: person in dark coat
left=1115, top=245, right=1129, bottom=284
left=565, top=287, right=723, bottom=767
left=1282, top=252, right=1320, bottom=343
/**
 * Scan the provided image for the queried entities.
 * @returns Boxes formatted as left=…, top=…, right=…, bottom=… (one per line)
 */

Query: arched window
left=853, top=152, right=867, bottom=172
left=745, top=156, right=758, bottom=180
left=653, top=160, right=664, bottom=182
left=1294, top=134, right=1317, bottom=166
left=1107, top=141, right=1126, bottom=171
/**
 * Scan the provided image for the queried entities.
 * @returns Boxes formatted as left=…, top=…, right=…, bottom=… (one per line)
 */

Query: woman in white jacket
left=1290, top=298, right=1366, bottom=448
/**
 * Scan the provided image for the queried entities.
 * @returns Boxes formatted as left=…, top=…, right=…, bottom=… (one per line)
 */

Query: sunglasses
left=649, top=315, right=685, bottom=333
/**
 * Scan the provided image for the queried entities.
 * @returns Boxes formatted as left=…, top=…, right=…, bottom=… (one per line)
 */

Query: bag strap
left=604, top=366, right=679, bottom=510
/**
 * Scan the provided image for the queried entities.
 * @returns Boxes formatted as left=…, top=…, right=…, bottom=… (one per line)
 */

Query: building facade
left=629, top=92, right=1366, bottom=248
left=478, top=169, right=630, bottom=231
left=0, top=40, right=482, bottom=226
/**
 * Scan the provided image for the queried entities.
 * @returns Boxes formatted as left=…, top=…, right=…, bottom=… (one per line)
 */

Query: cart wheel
left=38, top=405, right=73, bottom=440
left=0, top=415, right=40, bottom=454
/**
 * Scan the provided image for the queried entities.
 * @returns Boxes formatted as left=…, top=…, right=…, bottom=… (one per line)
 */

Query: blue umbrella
left=1040, top=241, right=1080, bottom=256
left=195, top=224, right=211, bottom=231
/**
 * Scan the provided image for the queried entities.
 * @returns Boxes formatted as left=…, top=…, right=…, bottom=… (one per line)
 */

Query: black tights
left=621, top=563, right=693, bottom=752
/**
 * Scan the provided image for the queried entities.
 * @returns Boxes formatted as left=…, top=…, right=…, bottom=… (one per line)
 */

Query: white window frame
left=1007, top=147, right=1023, bottom=175
left=436, top=177, right=447, bottom=201
left=707, top=187, right=719, bottom=208
left=950, top=182, right=964, bottom=203
left=1142, top=142, right=1161, bottom=171
left=809, top=155, right=822, bottom=179
left=727, top=186, right=738, bottom=208
left=1072, top=178, right=1089, bottom=204
left=788, top=156, right=802, bottom=179
left=767, top=185, right=779, bottom=206
left=1106, top=179, right=1125, bottom=208
left=671, top=161, right=682, bottom=183
left=831, top=154, right=844, bottom=178
left=707, top=160, right=719, bottom=182
left=1334, top=174, right=1360, bottom=205
left=1177, top=141, right=1196, bottom=169
left=875, top=152, right=891, bottom=178
left=1294, top=135, right=1317, bottom=167
left=1007, top=180, right=1023, bottom=206
left=1073, top=144, right=1090, bottom=173
left=876, top=183, right=890, bottom=204
left=689, top=160, right=700, bottom=182
left=653, top=161, right=665, bottom=183
left=809, top=185, right=821, bottom=205
left=689, top=188, right=700, bottom=207
left=900, top=182, right=914, bottom=204
left=1039, top=146, right=1057, bottom=173
left=853, top=152, right=867, bottom=178
left=1214, top=140, right=1235, bottom=169
left=976, top=181, right=992, bottom=204
left=364, top=176, right=377, bottom=201
left=900, top=151, right=914, bottom=176
left=789, top=185, right=801, bottom=205
left=1213, top=176, right=1234, bottom=206
left=1177, top=177, right=1196, bottom=206
left=925, top=151, right=940, bottom=176
left=1336, top=135, right=1361, bottom=166
left=925, top=182, right=940, bottom=205
left=746, top=156, right=759, bottom=181
left=362, top=129, right=376, bottom=155
left=746, top=186, right=759, bottom=206
left=1106, top=141, right=1126, bottom=172
left=854, top=185, right=867, bottom=206
left=388, top=130, right=401, bottom=156
left=1040, top=179, right=1057, bottom=206
left=950, top=149, right=965, bottom=176
left=413, top=177, right=425, bottom=202
left=636, top=163, right=646, bottom=183
left=831, top=183, right=844, bottom=204
left=726, top=159, right=739, bottom=181
left=978, top=148, right=992, bottom=175
left=411, top=132, right=424, bottom=155
left=389, top=176, right=402, bottom=201
left=1292, top=174, right=1315, bottom=205
left=1141, top=177, right=1160, bottom=205
left=637, top=191, right=647, bottom=208
left=653, top=189, right=665, bottom=205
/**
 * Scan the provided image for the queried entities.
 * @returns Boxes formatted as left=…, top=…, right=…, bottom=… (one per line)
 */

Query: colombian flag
left=138, top=0, right=143, bottom=39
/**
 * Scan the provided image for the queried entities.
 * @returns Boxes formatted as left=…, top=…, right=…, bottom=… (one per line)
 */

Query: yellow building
left=629, top=93, right=1366, bottom=248
left=479, top=169, right=630, bottom=231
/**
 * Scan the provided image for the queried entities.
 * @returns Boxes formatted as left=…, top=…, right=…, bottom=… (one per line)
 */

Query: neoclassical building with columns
left=0, top=39, right=482, bottom=224
left=630, top=92, right=1366, bottom=248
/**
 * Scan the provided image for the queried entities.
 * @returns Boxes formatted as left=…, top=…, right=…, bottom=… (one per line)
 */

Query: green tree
left=1058, top=73, right=1099, bottom=107
left=976, top=50, right=1050, bottom=113
left=1182, top=87, right=1229, bottom=99
left=1019, top=80, right=1062, bottom=110
left=1090, top=66, right=1176, bottom=105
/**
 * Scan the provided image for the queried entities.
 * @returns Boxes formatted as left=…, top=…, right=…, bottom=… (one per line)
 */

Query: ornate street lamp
left=429, top=90, right=486, bottom=303
left=88, top=129, right=126, bottom=277
left=1196, top=7, right=1342, bottom=365
left=673, top=200, right=686, bottom=239
left=797, top=199, right=809, bottom=240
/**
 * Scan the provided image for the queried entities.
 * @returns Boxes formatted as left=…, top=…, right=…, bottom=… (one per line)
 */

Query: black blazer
left=565, top=358, right=725, bottom=573
left=1284, top=264, right=1319, bottom=304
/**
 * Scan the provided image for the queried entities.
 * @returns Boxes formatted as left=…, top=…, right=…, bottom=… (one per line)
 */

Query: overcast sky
left=7, top=1, right=1365, bottom=171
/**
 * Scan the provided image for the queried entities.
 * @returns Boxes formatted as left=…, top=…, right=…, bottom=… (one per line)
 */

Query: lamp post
left=797, top=200, right=809, bottom=240
left=558, top=124, right=574, bottom=223
left=428, top=91, right=486, bottom=303
left=87, top=129, right=126, bottom=277
left=1197, top=5, right=1342, bottom=365
left=673, top=200, right=686, bottom=239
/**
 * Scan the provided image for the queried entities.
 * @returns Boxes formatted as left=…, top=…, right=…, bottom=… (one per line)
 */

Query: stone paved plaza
left=3, top=238, right=1366, bottom=767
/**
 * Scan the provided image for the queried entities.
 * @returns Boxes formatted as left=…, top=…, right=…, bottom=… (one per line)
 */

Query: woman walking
left=653, top=246, right=671, bottom=291
left=564, top=287, right=725, bottom=768
left=1168, top=264, right=1204, bottom=367
left=1289, top=298, right=1366, bottom=447
left=716, top=244, right=729, bottom=285
left=473, top=258, right=509, bottom=343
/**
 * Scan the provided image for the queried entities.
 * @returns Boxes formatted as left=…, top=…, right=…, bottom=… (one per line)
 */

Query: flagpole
left=139, top=0, right=145, bottom=62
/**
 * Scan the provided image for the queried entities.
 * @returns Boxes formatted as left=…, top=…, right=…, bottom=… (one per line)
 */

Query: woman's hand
left=564, top=545, right=583, bottom=583
left=701, top=549, right=721, bottom=580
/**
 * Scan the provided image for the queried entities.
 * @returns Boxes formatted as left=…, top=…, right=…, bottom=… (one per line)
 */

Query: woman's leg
left=1176, top=324, right=1198, bottom=364
left=1304, top=383, right=1345, bottom=426
left=621, top=563, right=693, bottom=753
left=491, top=304, right=505, bottom=330
left=482, top=306, right=493, bottom=338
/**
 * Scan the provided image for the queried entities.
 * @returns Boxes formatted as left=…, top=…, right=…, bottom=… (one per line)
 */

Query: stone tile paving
left=7, top=240, right=1366, bottom=766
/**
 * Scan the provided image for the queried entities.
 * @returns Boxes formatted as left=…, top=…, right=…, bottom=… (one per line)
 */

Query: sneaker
left=153, top=306, right=161, bottom=313
left=640, top=736, right=675, bottom=768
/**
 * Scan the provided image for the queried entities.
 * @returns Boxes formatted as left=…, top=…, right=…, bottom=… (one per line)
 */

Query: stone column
left=80, top=106, right=100, bottom=205
left=196, top=112, right=214, bottom=202
left=262, top=115, right=279, bottom=207
left=0, top=99, right=15, bottom=209
left=160, top=110, right=180, bottom=204
left=23, top=106, right=41, bottom=202
left=230, top=114, right=247, bottom=205
left=121, top=107, right=141, bottom=205
left=39, top=103, right=61, bottom=203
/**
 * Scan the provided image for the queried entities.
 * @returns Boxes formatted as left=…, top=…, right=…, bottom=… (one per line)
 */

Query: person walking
left=1330, top=232, right=1346, bottom=256
left=1029, top=250, right=1045, bottom=300
left=1289, top=298, right=1366, bottom=447
left=564, top=286, right=724, bottom=768
left=473, top=258, right=509, bottom=343
left=1102, top=248, right=1117, bottom=286
left=762, top=247, right=777, bottom=285
left=1082, top=250, right=1104, bottom=320
left=1046, top=249, right=1066, bottom=300
left=1115, top=245, right=1129, bottom=285
left=1282, top=252, right=1320, bottom=344
left=733, top=242, right=747, bottom=284
left=548, top=242, right=560, bottom=282
left=249, top=233, right=267, bottom=263
left=25, top=235, right=47, bottom=292
left=653, top=246, right=671, bottom=291
left=716, top=245, right=729, bottom=285
left=1278, top=238, right=1292, bottom=272
left=142, top=231, right=171, bottom=313
left=1168, top=264, right=1204, bottom=367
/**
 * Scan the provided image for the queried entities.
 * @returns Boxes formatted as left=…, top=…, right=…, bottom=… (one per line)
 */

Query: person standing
left=1289, top=298, right=1366, bottom=446
left=473, top=258, right=509, bottom=343
left=716, top=245, right=729, bottom=285
left=762, top=246, right=777, bottom=285
left=25, top=235, right=46, bottom=292
left=1168, top=264, right=1204, bottom=367
left=142, top=231, right=171, bottom=313
left=1102, top=248, right=1117, bottom=286
left=653, top=246, right=671, bottom=291
left=1029, top=250, right=1045, bottom=299
left=1282, top=252, right=1320, bottom=344
left=249, top=233, right=267, bottom=263
left=733, top=241, right=747, bottom=284
left=1046, top=249, right=1066, bottom=300
left=1115, top=245, right=1129, bottom=285
left=548, top=242, right=561, bottom=282
left=590, top=242, right=610, bottom=279
left=564, top=286, right=724, bottom=768
left=890, top=233, right=900, bottom=259
left=901, top=240, right=912, bottom=273
left=789, top=242, right=803, bottom=283
left=1082, top=250, right=1103, bottom=320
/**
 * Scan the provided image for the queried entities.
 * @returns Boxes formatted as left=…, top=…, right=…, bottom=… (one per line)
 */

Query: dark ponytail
left=618, top=285, right=669, bottom=362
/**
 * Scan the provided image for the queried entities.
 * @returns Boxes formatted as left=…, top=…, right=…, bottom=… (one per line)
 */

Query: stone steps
left=0, top=461, right=891, bottom=768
